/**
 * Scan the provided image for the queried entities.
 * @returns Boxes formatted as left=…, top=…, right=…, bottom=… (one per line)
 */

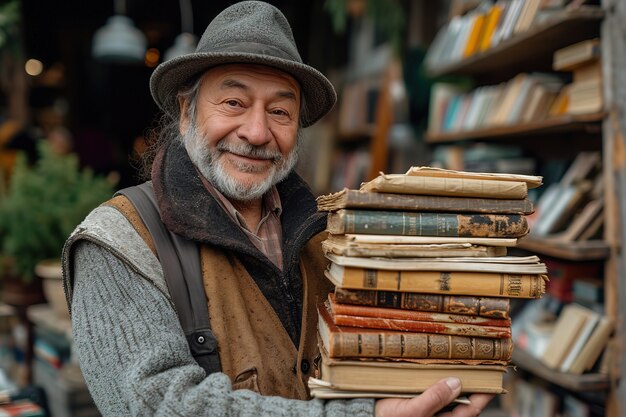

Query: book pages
left=327, top=253, right=547, bottom=274
left=404, top=166, right=543, bottom=188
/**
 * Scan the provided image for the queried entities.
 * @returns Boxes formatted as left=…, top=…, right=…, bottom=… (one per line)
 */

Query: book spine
left=328, top=210, right=528, bottom=237
left=329, top=296, right=511, bottom=327
left=343, top=192, right=534, bottom=214
left=333, top=288, right=511, bottom=319
left=327, top=331, right=513, bottom=360
left=332, top=313, right=512, bottom=338
left=331, top=269, right=546, bottom=299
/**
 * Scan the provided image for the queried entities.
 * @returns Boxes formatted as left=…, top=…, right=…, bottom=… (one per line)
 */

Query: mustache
left=216, top=141, right=283, bottom=162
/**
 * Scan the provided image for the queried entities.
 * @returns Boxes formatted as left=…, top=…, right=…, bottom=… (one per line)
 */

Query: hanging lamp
left=164, top=0, right=197, bottom=61
left=92, top=0, right=147, bottom=63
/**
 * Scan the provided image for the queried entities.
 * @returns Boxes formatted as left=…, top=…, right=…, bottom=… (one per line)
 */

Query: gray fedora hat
left=150, top=1, right=337, bottom=127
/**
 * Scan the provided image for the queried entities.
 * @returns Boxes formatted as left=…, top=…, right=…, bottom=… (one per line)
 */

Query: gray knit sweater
left=64, top=206, right=375, bottom=417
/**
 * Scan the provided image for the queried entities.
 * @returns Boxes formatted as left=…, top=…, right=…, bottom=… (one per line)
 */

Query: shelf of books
left=425, top=5, right=603, bottom=79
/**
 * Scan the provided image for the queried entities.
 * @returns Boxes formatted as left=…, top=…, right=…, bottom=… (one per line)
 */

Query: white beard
left=182, top=124, right=299, bottom=201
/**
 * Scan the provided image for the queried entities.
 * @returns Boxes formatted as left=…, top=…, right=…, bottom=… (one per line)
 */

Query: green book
left=327, top=209, right=529, bottom=238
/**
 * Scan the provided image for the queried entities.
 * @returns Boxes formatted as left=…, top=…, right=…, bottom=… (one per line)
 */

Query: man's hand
left=374, top=377, right=495, bottom=417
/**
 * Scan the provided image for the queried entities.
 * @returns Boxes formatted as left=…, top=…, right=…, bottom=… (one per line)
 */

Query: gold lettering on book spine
left=507, top=274, right=523, bottom=296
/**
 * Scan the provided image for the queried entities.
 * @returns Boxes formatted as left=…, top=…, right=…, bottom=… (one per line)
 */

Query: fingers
left=415, top=377, right=463, bottom=415
left=437, top=393, right=496, bottom=417
left=375, top=377, right=462, bottom=417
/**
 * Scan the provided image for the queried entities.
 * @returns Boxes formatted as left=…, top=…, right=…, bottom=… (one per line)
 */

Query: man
left=62, top=2, right=493, bottom=416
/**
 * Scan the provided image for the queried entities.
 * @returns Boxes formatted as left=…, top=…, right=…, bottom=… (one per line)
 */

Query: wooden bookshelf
left=512, top=347, right=610, bottom=392
left=425, top=112, right=604, bottom=144
left=427, top=6, right=604, bottom=79
left=516, top=237, right=610, bottom=261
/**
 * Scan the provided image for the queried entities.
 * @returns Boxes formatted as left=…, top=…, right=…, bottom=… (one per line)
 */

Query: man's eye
left=271, top=109, right=289, bottom=117
left=225, top=100, right=240, bottom=107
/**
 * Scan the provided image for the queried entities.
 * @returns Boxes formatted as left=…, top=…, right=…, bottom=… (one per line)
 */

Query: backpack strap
left=116, top=182, right=221, bottom=376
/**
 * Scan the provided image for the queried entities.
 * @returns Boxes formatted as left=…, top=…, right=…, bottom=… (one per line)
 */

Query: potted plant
left=0, top=140, right=115, bottom=312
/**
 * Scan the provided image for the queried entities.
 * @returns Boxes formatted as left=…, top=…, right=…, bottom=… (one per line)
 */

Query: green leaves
left=0, top=141, right=115, bottom=280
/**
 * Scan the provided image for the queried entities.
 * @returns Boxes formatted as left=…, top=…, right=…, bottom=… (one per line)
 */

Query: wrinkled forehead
left=198, top=63, right=301, bottom=98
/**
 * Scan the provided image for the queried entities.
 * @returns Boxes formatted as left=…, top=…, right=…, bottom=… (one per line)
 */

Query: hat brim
left=150, top=52, right=337, bottom=127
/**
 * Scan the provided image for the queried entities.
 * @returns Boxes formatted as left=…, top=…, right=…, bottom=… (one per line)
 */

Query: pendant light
left=164, top=0, right=197, bottom=61
left=92, top=0, right=147, bottom=63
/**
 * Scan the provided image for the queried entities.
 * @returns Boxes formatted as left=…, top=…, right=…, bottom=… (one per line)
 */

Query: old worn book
left=360, top=174, right=529, bottom=199
left=553, top=38, right=600, bottom=71
left=316, top=345, right=508, bottom=394
left=404, top=167, right=543, bottom=188
left=326, top=254, right=548, bottom=274
left=559, top=308, right=601, bottom=373
left=316, top=189, right=535, bottom=214
left=329, top=233, right=518, bottom=247
left=318, top=303, right=513, bottom=360
left=328, top=293, right=510, bottom=327
left=568, top=315, right=614, bottom=375
left=333, top=287, right=511, bottom=319
left=327, top=209, right=529, bottom=238
left=540, top=303, right=595, bottom=370
left=326, top=298, right=511, bottom=339
left=325, top=267, right=547, bottom=299
left=322, top=238, right=508, bottom=258
left=308, top=378, right=473, bottom=402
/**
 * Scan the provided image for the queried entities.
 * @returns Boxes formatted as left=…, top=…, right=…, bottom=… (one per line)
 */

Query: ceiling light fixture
left=92, top=0, right=147, bottom=64
left=164, top=0, right=197, bottom=62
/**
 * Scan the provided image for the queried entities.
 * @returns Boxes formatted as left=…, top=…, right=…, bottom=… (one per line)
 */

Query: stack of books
left=309, top=167, right=548, bottom=399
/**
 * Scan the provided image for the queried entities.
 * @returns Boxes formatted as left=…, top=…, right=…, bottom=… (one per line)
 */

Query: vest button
left=300, top=359, right=310, bottom=374
left=197, top=336, right=205, bottom=344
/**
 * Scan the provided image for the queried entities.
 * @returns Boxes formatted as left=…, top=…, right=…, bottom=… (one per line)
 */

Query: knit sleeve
left=70, top=240, right=375, bottom=417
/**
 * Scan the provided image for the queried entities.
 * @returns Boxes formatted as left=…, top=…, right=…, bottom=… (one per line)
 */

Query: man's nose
left=237, top=105, right=272, bottom=146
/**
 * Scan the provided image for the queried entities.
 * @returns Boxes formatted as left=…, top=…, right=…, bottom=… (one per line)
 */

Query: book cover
left=359, top=174, right=529, bottom=199
left=478, top=2, right=505, bottom=52
left=316, top=189, right=535, bottom=214
left=532, top=182, right=592, bottom=236
left=513, top=0, right=541, bottom=34
left=553, top=38, right=601, bottom=71
left=492, top=0, right=524, bottom=45
left=316, top=346, right=508, bottom=394
left=322, top=238, right=508, bottom=258
left=327, top=209, right=529, bottom=238
left=325, top=267, right=547, bottom=299
left=333, top=287, right=511, bottom=319
left=326, top=297, right=511, bottom=339
left=318, top=303, right=513, bottom=361
left=328, top=293, right=511, bottom=327
left=463, top=11, right=486, bottom=57
left=403, top=166, right=542, bottom=188
left=308, top=379, right=474, bottom=401
left=559, top=307, right=601, bottom=372
left=328, top=234, right=518, bottom=247
left=540, top=303, right=594, bottom=369
left=568, top=315, right=614, bottom=374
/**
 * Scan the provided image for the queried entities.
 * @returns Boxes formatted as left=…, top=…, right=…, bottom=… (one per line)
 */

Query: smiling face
left=179, top=64, right=302, bottom=202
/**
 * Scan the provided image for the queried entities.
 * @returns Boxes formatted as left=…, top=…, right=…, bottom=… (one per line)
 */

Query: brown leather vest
left=106, top=195, right=332, bottom=399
